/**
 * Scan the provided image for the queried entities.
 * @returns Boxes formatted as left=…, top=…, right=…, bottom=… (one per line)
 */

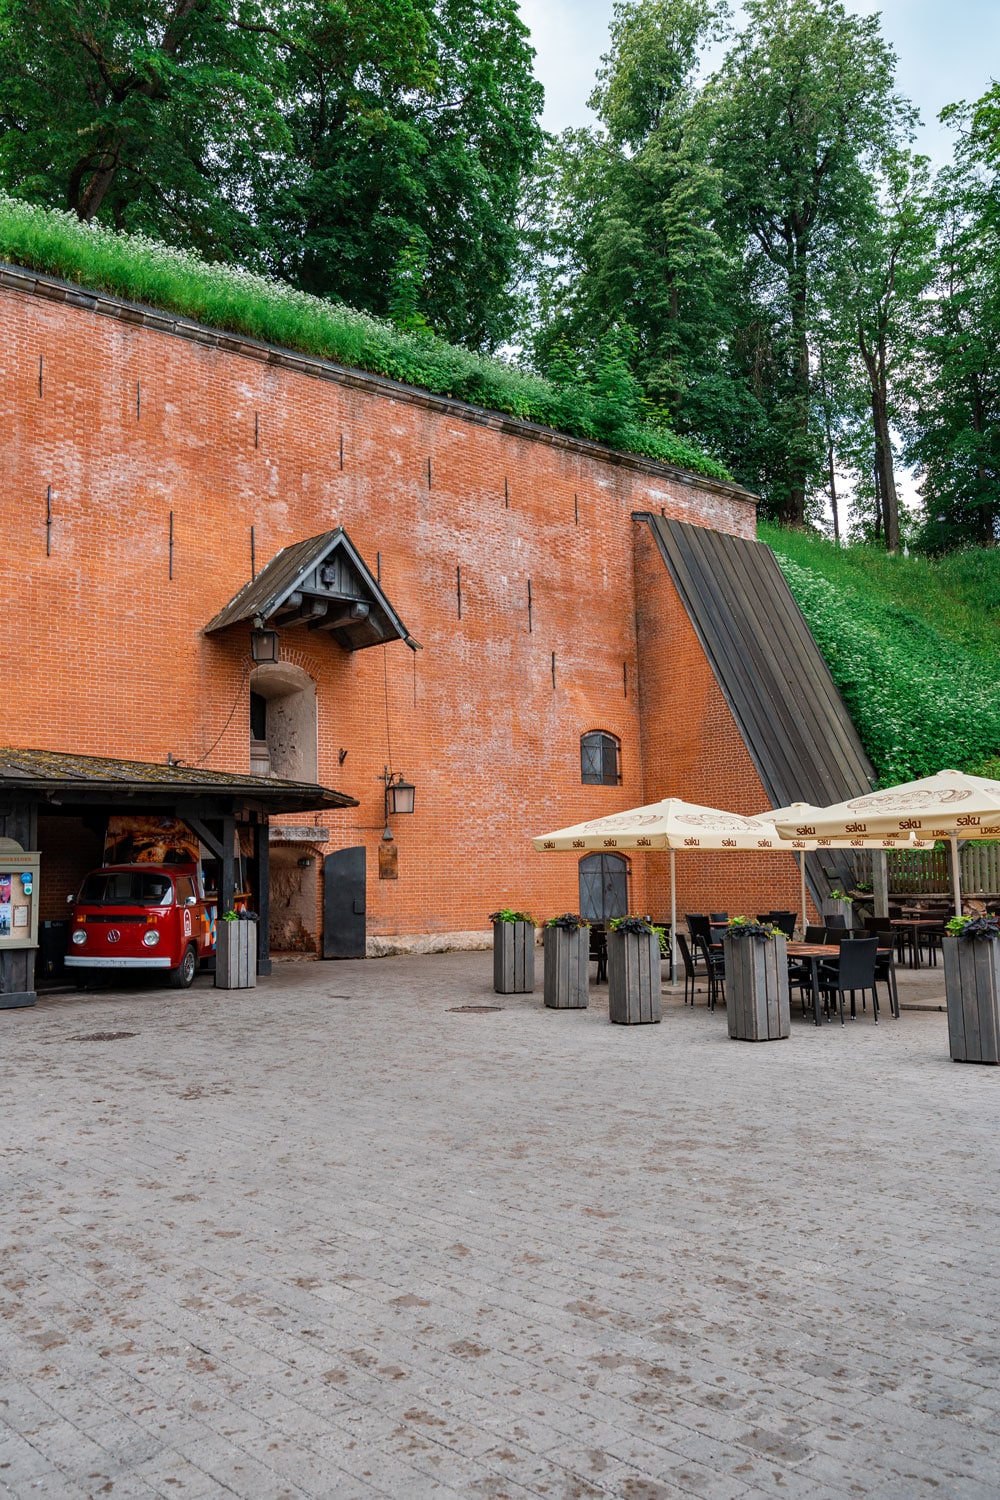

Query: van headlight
left=72, top=929, right=87, bottom=945
left=142, top=930, right=160, bottom=947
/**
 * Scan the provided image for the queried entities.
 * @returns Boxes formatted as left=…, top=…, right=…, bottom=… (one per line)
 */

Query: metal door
left=579, top=853, right=629, bottom=924
left=322, top=846, right=366, bottom=958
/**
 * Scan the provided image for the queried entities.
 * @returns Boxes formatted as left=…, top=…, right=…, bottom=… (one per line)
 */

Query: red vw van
left=65, top=864, right=215, bottom=988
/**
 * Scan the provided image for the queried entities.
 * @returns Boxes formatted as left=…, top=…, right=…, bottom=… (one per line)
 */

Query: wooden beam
left=253, top=819, right=271, bottom=976
left=183, top=817, right=224, bottom=861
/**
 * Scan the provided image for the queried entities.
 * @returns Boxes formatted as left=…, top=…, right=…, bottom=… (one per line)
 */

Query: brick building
left=1, top=263, right=870, bottom=1000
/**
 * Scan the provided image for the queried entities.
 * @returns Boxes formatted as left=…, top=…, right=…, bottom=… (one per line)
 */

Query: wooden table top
left=889, top=917, right=944, bottom=928
left=785, top=943, right=840, bottom=958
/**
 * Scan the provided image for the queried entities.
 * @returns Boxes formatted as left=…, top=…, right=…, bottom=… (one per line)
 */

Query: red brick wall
left=632, top=522, right=818, bottom=925
left=36, top=817, right=104, bottom=920
left=2, top=279, right=765, bottom=936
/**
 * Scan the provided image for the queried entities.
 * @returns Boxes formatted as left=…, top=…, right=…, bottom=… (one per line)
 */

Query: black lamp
left=380, top=767, right=416, bottom=839
left=387, top=774, right=416, bottom=816
left=250, top=623, right=280, bottom=664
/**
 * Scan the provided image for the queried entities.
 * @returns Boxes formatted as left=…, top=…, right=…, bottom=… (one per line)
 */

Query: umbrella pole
left=799, top=852, right=807, bottom=937
left=950, top=836, right=963, bottom=918
left=670, top=848, right=677, bottom=987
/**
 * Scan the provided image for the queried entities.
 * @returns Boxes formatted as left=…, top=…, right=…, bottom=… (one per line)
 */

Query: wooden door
left=579, top=853, right=628, bottom=924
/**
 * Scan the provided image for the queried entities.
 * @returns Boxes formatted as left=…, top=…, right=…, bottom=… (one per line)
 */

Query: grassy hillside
left=761, top=524, right=1000, bottom=786
left=0, top=195, right=730, bottom=485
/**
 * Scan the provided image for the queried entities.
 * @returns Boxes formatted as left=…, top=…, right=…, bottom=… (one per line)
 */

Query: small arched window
left=581, top=731, right=621, bottom=786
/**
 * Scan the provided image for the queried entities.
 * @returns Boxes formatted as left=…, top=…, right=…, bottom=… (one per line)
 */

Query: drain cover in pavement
left=447, top=1005, right=503, bottom=1013
left=71, top=1031, right=137, bottom=1042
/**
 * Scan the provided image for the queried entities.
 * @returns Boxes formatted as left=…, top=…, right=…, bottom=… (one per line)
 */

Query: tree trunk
left=872, top=382, right=899, bottom=552
left=786, top=254, right=810, bottom=528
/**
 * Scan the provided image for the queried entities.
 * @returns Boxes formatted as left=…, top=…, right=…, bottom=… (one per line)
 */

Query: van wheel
left=169, top=945, right=198, bottom=989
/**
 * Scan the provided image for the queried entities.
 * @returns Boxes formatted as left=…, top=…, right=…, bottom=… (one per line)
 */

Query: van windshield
left=79, top=872, right=174, bottom=907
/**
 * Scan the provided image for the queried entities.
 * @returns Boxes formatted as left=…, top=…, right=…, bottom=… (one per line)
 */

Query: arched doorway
left=579, top=853, right=629, bottom=924
left=249, top=663, right=318, bottom=783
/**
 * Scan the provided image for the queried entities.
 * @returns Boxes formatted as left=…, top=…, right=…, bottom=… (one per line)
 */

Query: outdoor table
left=786, top=942, right=840, bottom=1027
left=889, top=918, right=942, bottom=969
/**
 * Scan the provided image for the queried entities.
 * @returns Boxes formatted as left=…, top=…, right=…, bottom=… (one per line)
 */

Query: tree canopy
left=0, top=0, right=542, bottom=348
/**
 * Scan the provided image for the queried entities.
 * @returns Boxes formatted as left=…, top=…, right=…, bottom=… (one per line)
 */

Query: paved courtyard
left=2, top=952, right=998, bottom=1500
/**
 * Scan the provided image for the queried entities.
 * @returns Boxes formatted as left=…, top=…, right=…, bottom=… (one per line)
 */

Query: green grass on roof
left=0, top=195, right=732, bottom=485
left=761, top=523, right=1000, bottom=785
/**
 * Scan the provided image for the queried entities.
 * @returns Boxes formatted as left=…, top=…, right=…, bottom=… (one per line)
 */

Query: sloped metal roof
left=640, top=515, right=876, bottom=902
left=0, top=748, right=356, bottom=812
left=204, top=527, right=412, bottom=652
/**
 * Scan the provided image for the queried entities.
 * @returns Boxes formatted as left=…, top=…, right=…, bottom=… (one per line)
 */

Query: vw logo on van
left=107, top=929, right=121, bottom=943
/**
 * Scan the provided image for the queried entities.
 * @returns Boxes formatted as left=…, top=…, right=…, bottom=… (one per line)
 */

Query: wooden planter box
left=493, top=921, right=535, bottom=994
left=607, top=930, right=661, bottom=1025
left=822, top=899, right=855, bottom=931
left=943, top=936, right=1000, bottom=1064
left=215, top=921, right=258, bottom=989
left=723, top=934, right=790, bottom=1042
left=543, top=926, right=589, bottom=1010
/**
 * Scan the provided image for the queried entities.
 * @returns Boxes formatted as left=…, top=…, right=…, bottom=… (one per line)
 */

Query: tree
left=0, top=0, right=289, bottom=259
left=899, top=89, right=1000, bottom=550
left=703, top=0, right=916, bottom=526
left=272, top=0, right=543, bottom=349
left=524, top=0, right=749, bottom=456
left=818, top=152, right=934, bottom=550
left=0, top=0, right=544, bottom=347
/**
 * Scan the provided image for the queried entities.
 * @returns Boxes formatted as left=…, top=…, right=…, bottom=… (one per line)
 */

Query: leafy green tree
left=704, top=0, right=916, bottom=526
left=903, top=96, right=1000, bottom=549
left=525, top=0, right=747, bottom=457
left=817, top=152, right=935, bottom=550
left=274, top=0, right=543, bottom=349
left=0, top=0, right=543, bottom=347
left=0, top=0, right=289, bottom=259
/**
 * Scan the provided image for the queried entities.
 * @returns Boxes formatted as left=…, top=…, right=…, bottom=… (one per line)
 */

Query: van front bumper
left=64, top=955, right=173, bottom=969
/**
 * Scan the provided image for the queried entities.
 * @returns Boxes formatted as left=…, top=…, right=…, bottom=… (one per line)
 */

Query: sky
left=517, top=0, right=1000, bottom=165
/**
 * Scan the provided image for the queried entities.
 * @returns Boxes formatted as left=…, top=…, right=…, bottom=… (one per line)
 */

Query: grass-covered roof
left=0, top=196, right=733, bottom=485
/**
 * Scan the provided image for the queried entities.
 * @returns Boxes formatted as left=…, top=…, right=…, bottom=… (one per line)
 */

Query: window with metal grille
left=581, top=731, right=621, bottom=785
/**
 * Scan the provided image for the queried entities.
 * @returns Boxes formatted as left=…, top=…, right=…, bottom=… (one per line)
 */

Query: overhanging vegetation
left=763, top=524, right=1000, bottom=785
left=0, top=196, right=732, bottom=485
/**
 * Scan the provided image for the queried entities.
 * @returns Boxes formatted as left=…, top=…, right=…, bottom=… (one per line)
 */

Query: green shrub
left=0, top=195, right=731, bottom=484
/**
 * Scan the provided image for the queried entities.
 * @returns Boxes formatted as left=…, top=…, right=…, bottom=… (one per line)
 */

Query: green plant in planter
left=222, top=909, right=258, bottom=922
left=609, top=915, right=655, bottom=935
left=545, top=913, right=589, bottom=930
left=726, top=916, right=779, bottom=941
left=489, top=908, right=533, bottom=924
left=947, top=914, right=1000, bottom=941
left=828, top=889, right=853, bottom=903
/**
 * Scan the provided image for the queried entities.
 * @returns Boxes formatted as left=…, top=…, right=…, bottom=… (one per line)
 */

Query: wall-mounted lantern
left=250, top=621, right=280, bottom=664
left=379, top=767, right=416, bottom=840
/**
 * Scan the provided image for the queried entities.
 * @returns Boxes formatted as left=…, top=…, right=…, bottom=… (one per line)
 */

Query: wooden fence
left=852, top=844, right=1000, bottom=895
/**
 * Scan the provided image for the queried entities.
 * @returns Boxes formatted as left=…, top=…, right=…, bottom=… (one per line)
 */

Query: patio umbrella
left=749, top=803, right=933, bottom=930
left=531, top=798, right=787, bottom=983
left=772, top=771, right=1000, bottom=917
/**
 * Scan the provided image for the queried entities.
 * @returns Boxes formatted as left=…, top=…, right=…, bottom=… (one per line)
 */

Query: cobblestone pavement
left=2, top=953, right=998, bottom=1500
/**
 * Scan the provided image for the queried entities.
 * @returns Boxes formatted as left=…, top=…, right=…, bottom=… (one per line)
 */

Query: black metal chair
left=709, top=911, right=728, bottom=924
left=804, top=925, right=827, bottom=944
left=824, top=913, right=847, bottom=930
left=676, top=933, right=698, bottom=1006
left=818, top=938, right=879, bottom=1026
left=871, top=929, right=900, bottom=1019
left=769, top=912, right=796, bottom=939
left=686, top=915, right=713, bottom=970
left=695, top=934, right=725, bottom=1011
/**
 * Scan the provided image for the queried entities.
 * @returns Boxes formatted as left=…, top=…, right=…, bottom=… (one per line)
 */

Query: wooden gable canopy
left=204, top=528, right=416, bottom=653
